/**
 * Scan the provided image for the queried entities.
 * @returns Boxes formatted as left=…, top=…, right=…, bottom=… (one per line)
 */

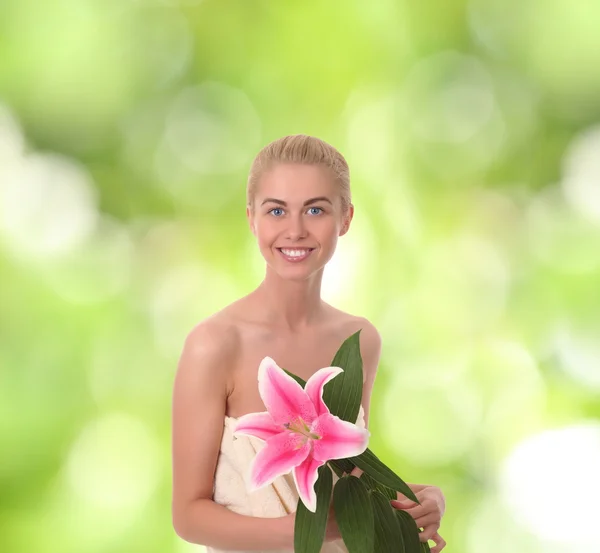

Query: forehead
left=256, top=163, right=338, bottom=201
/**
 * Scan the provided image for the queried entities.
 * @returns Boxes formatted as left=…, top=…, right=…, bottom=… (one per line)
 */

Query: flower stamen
left=285, top=418, right=322, bottom=441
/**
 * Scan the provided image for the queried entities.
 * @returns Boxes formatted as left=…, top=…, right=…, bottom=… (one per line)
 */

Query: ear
left=339, top=204, right=354, bottom=237
left=246, top=205, right=256, bottom=236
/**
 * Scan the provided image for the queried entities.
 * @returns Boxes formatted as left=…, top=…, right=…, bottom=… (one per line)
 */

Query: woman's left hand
left=391, top=486, right=446, bottom=552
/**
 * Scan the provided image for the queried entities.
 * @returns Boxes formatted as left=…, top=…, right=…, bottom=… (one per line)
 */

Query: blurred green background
left=1, top=1, right=600, bottom=552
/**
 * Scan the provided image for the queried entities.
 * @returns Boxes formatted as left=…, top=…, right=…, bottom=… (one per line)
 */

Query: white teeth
left=280, top=248, right=312, bottom=257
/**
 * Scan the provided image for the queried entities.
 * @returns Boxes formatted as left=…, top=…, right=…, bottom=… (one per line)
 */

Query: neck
left=252, top=266, right=326, bottom=331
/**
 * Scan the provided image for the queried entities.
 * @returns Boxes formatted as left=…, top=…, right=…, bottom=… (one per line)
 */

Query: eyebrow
left=260, top=196, right=333, bottom=207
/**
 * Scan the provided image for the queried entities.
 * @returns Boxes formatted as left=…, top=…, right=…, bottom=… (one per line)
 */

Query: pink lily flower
left=233, top=356, right=370, bottom=512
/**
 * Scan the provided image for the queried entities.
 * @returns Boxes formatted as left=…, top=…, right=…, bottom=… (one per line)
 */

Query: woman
left=171, top=135, right=446, bottom=552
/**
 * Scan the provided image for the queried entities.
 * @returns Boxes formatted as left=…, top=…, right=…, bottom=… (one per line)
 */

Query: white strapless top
left=206, top=408, right=366, bottom=553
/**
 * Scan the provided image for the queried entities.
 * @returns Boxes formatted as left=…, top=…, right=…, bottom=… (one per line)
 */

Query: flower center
left=285, top=418, right=321, bottom=441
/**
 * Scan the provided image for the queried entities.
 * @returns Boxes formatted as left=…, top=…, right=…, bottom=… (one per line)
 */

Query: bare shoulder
left=326, top=305, right=382, bottom=353
left=177, top=309, right=242, bottom=393
left=353, top=315, right=381, bottom=346
left=325, top=310, right=383, bottom=425
left=350, top=316, right=382, bottom=369
left=184, top=311, right=240, bottom=360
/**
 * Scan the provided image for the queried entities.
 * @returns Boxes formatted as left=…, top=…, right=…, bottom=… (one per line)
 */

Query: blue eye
left=267, top=206, right=323, bottom=217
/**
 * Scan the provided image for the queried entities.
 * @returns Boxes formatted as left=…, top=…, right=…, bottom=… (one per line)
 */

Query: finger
left=390, top=498, right=419, bottom=511
left=430, top=532, right=446, bottom=553
left=396, top=491, right=423, bottom=504
left=349, top=466, right=363, bottom=478
left=414, top=513, right=440, bottom=531
left=390, top=500, right=425, bottom=518
left=418, top=522, right=440, bottom=542
left=429, top=532, right=446, bottom=551
left=392, top=496, right=434, bottom=510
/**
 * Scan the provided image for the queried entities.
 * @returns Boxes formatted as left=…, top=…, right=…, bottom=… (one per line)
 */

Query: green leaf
left=282, top=368, right=307, bottom=388
left=360, top=472, right=397, bottom=501
left=395, top=509, right=422, bottom=553
left=332, top=475, right=374, bottom=553
left=323, top=330, right=364, bottom=424
left=328, top=461, right=345, bottom=479
left=420, top=538, right=432, bottom=552
left=329, top=457, right=355, bottom=475
left=293, top=465, right=332, bottom=553
left=359, top=471, right=379, bottom=489
left=371, top=490, right=405, bottom=553
left=349, top=448, right=420, bottom=504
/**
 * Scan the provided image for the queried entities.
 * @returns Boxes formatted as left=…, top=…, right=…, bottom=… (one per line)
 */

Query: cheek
left=317, top=219, right=340, bottom=239
left=254, top=220, right=277, bottom=246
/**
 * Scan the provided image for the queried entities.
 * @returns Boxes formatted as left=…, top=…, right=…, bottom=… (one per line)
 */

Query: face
left=247, top=163, right=353, bottom=280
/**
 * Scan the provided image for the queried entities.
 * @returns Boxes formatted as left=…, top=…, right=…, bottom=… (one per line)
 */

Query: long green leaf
left=395, top=509, right=422, bottom=553
left=323, top=331, right=363, bottom=423
left=329, top=458, right=355, bottom=475
left=294, top=465, right=332, bottom=553
left=371, top=490, right=406, bottom=553
left=360, top=472, right=398, bottom=500
left=332, top=475, right=374, bottom=553
left=420, top=538, right=432, bottom=552
left=328, top=461, right=345, bottom=479
left=349, top=448, right=420, bottom=504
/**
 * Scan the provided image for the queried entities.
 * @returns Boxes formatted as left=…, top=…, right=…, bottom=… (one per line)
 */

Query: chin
left=264, top=261, right=325, bottom=282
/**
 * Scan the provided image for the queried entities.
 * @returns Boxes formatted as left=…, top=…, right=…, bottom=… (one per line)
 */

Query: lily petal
left=233, top=412, right=282, bottom=441
left=258, top=357, right=317, bottom=425
left=292, top=453, right=326, bottom=513
left=248, top=430, right=311, bottom=490
left=304, top=366, right=343, bottom=418
left=310, top=413, right=370, bottom=461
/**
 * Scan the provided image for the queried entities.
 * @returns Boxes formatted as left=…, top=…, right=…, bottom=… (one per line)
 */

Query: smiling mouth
left=276, top=248, right=315, bottom=261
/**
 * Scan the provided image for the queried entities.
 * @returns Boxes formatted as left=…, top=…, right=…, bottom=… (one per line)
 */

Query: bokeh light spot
left=0, top=152, right=99, bottom=260
left=382, top=378, right=482, bottom=466
left=500, top=423, right=600, bottom=545
left=526, top=186, right=600, bottom=273
left=0, top=103, right=25, bottom=160
left=66, top=413, right=162, bottom=512
left=163, top=81, right=261, bottom=175
left=404, top=51, right=495, bottom=143
left=553, top=321, right=600, bottom=390
left=38, top=216, right=134, bottom=304
left=561, top=124, right=600, bottom=225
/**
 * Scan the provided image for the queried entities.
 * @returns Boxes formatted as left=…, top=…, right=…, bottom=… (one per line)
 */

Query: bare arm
left=177, top=501, right=295, bottom=550
left=171, top=321, right=295, bottom=550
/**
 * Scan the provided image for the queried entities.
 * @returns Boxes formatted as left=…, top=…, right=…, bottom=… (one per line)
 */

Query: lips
left=276, top=247, right=315, bottom=262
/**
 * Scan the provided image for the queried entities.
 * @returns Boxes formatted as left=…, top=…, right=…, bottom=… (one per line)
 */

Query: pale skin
left=171, top=163, right=446, bottom=552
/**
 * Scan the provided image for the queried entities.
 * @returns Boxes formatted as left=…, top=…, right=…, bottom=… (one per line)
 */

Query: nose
left=286, top=213, right=308, bottom=240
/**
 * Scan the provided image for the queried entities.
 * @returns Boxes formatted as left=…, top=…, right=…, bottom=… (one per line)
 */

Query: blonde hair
left=246, top=134, right=351, bottom=213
